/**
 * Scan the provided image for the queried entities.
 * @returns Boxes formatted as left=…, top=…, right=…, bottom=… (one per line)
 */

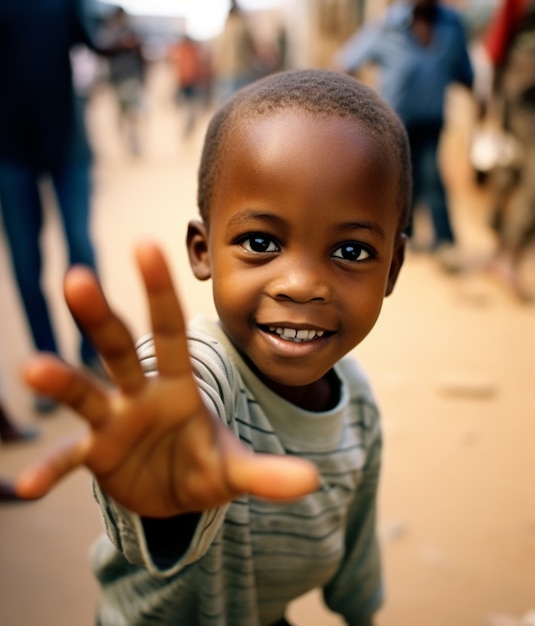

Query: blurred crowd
left=1, top=0, right=534, bottom=450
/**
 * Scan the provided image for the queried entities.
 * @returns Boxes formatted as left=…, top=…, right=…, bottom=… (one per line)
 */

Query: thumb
left=15, top=432, right=90, bottom=500
left=235, top=452, right=320, bottom=502
left=222, top=429, right=319, bottom=501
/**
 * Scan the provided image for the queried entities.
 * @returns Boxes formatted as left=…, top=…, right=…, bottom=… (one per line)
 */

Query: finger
left=15, top=432, right=90, bottom=500
left=0, top=479, right=34, bottom=502
left=63, top=266, right=146, bottom=392
left=23, top=354, right=110, bottom=428
left=232, top=453, right=320, bottom=501
left=135, top=242, right=191, bottom=378
left=221, top=430, right=320, bottom=501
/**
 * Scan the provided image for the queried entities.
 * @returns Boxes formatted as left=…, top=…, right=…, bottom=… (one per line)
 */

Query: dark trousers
left=406, top=123, right=455, bottom=247
left=0, top=159, right=98, bottom=363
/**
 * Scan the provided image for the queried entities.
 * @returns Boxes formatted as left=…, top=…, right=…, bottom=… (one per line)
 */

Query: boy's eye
left=332, top=242, right=371, bottom=262
left=241, top=235, right=279, bottom=253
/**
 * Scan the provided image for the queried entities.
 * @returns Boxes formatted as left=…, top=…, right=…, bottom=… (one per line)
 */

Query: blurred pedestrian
left=168, top=35, right=205, bottom=137
left=96, top=6, right=146, bottom=156
left=70, top=42, right=103, bottom=110
left=482, top=0, right=535, bottom=300
left=0, top=0, right=105, bottom=413
left=212, top=0, right=258, bottom=105
left=334, top=0, right=474, bottom=271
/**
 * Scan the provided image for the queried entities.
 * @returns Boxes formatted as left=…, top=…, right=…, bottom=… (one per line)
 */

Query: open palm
left=17, top=243, right=319, bottom=517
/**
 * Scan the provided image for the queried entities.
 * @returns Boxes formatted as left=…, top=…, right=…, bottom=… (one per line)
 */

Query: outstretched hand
left=16, top=242, right=319, bottom=517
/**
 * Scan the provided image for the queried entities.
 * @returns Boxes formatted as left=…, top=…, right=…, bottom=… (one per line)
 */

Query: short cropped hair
left=198, top=69, right=411, bottom=232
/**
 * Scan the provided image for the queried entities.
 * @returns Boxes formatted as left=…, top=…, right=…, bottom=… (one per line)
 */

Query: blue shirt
left=335, top=1, right=474, bottom=127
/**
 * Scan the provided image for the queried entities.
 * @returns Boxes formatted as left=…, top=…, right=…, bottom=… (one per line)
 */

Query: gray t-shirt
left=91, top=315, right=383, bottom=626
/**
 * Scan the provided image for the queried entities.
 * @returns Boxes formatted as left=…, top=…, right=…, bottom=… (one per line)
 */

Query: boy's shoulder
left=136, top=315, right=234, bottom=381
left=335, top=353, right=378, bottom=409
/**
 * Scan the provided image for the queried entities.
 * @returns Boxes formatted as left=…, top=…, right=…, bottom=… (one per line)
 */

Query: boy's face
left=188, top=111, right=405, bottom=403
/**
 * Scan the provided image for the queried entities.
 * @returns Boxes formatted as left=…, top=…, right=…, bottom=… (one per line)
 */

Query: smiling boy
left=16, top=70, right=410, bottom=625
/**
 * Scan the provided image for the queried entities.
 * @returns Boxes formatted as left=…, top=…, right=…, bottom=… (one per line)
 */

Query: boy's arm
left=14, top=242, right=318, bottom=517
left=93, top=482, right=228, bottom=575
left=92, top=329, right=243, bottom=575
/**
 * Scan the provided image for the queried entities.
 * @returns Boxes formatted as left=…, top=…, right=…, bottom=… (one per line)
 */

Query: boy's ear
left=385, top=232, right=407, bottom=296
left=186, top=220, right=211, bottom=280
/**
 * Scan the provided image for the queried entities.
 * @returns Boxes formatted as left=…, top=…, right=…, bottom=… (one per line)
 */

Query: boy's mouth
left=259, top=325, right=327, bottom=343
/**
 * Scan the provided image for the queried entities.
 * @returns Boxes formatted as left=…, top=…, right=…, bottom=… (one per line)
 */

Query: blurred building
left=85, top=1, right=367, bottom=69
left=84, top=0, right=494, bottom=84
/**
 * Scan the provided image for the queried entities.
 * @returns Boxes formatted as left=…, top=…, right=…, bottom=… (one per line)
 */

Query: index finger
left=64, top=267, right=146, bottom=392
left=135, top=242, right=191, bottom=378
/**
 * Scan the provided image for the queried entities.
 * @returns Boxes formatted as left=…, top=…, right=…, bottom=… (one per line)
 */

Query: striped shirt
left=90, top=315, right=383, bottom=625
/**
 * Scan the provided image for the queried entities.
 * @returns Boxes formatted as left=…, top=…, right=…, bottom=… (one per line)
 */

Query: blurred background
left=1, top=0, right=534, bottom=625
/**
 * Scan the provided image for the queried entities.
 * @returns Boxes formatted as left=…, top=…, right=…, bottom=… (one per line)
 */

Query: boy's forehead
left=223, top=110, right=397, bottom=181
left=200, top=79, right=409, bottom=230
left=211, top=110, right=401, bottom=227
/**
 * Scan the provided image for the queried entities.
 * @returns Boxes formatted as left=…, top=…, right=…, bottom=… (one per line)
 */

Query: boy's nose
left=272, top=259, right=332, bottom=303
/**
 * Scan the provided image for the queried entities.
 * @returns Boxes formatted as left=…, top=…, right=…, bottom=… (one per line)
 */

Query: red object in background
left=484, top=0, right=528, bottom=65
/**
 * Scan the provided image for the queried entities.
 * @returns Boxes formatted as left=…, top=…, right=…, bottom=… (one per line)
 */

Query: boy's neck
left=257, top=368, right=341, bottom=412
left=215, top=320, right=340, bottom=411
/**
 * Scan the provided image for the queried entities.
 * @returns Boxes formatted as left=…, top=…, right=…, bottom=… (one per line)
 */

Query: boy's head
left=198, top=69, right=411, bottom=234
left=188, top=69, right=410, bottom=407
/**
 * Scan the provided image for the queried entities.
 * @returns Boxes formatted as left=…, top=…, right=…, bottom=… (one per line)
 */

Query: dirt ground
left=1, top=63, right=534, bottom=626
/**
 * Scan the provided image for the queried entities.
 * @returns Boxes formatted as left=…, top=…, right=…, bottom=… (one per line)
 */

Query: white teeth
left=267, top=327, right=325, bottom=342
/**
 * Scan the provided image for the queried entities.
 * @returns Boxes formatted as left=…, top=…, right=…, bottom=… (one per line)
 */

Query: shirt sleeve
left=92, top=332, right=240, bottom=577
left=333, top=23, right=382, bottom=73
left=322, top=404, right=383, bottom=625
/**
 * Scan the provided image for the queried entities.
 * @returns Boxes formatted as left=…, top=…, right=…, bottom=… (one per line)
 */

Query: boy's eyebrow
left=335, top=221, right=386, bottom=239
left=226, top=211, right=386, bottom=239
left=226, top=210, right=285, bottom=228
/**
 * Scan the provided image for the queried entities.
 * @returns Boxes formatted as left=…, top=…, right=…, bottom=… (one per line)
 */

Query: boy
left=15, top=69, right=410, bottom=625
